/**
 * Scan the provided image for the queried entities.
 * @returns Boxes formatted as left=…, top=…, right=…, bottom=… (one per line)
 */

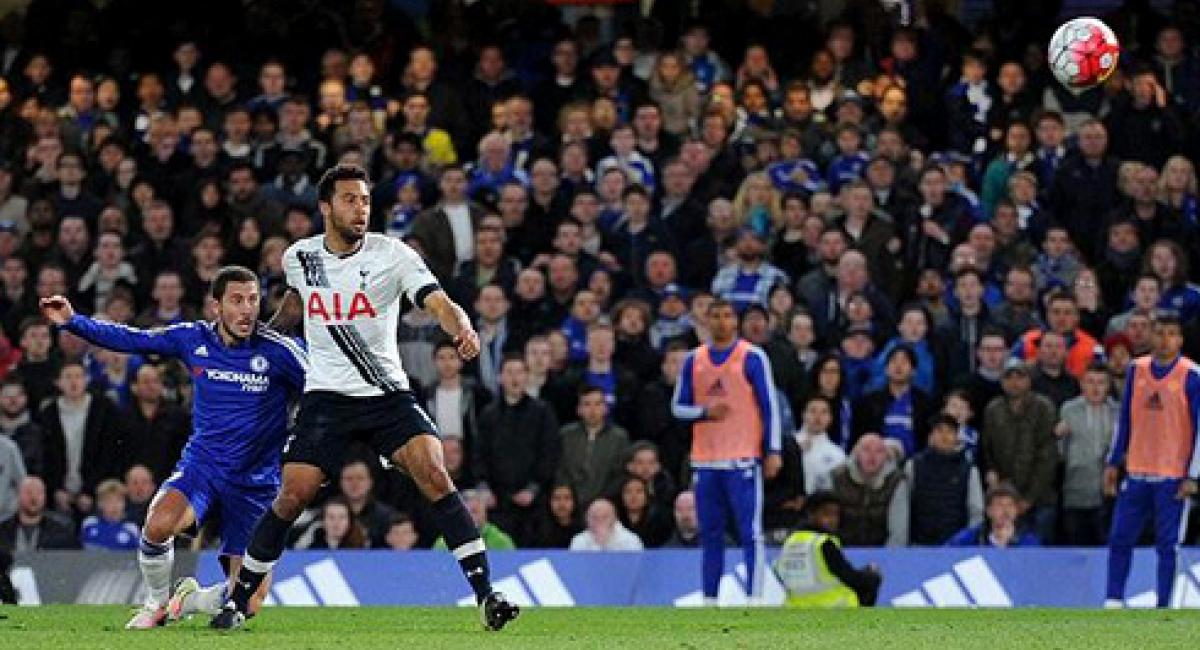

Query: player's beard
left=337, top=222, right=363, bottom=244
left=219, top=318, right=252, bottom=344
left=333, top=215, right=365, bottom=246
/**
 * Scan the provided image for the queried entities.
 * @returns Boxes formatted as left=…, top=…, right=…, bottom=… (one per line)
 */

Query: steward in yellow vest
left=774, top=491, right=882, bottom=607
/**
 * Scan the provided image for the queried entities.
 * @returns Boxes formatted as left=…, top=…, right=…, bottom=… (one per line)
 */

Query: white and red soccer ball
left=1048, top=17, right=1121, bottom=89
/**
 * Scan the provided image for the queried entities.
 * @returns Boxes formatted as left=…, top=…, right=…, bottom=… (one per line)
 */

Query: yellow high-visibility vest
left=774, top=530, right=860, bottom=608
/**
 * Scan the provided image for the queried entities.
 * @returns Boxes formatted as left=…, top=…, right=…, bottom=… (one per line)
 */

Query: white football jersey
left=283, top=233, right=440, bottom=396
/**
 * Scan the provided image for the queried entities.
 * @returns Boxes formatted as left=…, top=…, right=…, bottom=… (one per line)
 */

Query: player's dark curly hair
left=317, top=164, right=371, bottom=203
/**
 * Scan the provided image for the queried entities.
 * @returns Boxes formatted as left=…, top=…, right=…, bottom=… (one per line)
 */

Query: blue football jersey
left=64, top=316, right=307, bottom=487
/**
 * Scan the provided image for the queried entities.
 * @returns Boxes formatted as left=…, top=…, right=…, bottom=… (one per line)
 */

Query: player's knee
left=273, top=502, right=301, bottom=522
left=142, top=516, right=175, bottom=544
left=273, top=489, right=313, bottom=521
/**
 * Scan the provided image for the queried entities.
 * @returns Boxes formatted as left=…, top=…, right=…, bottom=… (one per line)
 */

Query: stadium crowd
left=1, top=0, right=1200, bottom=554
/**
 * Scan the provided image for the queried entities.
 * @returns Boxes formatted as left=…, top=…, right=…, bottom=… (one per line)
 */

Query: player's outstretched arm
left=423, top=290, right=480, bottom=360
left=40, top=294, right=185, bottom=357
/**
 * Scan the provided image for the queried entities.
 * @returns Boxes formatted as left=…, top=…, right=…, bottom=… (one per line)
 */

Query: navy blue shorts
left=282, top=390, right=439, bottom=479
left=163, top=463, right=277, bottom=556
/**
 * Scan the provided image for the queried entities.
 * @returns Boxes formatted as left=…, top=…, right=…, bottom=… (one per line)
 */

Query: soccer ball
left=1048, top=17, right=1120, bottom=89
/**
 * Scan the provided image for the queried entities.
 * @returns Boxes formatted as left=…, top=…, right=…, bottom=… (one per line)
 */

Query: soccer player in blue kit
left=40, top=265, right=307, bottom=629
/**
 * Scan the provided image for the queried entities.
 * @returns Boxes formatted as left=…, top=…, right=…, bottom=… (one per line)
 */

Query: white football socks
left=137, top=538, right=174, bottom=608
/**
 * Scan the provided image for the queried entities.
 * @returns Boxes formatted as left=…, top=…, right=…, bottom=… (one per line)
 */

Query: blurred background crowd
left=1, top=0, right=1199, bottom=554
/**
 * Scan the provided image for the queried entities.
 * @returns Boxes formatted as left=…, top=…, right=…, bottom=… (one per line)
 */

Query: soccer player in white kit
left=212, top=164, right=518, bottom=631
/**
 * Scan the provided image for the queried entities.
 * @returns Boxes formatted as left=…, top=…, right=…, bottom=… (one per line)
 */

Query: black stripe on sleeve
left=413, top=283, right=440, bottom=309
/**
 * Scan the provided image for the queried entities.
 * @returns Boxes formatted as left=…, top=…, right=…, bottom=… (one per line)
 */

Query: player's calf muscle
left=395, top=439, right=454, bottom=499
left=414, top=464, right=454, bottom=500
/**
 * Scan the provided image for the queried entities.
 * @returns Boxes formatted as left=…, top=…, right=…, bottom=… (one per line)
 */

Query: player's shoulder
left=363, top=231, right=411, bottom=256
left=744, top=340, right=768, bottom=357
left=255, top=325, right=307, bottom=360
left=285, top=235, right=324, bottom=257
left=282, top=236, right=321, bottom=275
left=369, top=232, right=427, bottom=268
left=364, top=232, right=399, bottom=252
left=742, top=341, right=772, bottom=368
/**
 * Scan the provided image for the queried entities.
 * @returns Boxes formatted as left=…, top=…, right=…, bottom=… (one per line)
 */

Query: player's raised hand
left=39, top=295, right=75, bottom=325
left=455, top=327, right=481, bottom=360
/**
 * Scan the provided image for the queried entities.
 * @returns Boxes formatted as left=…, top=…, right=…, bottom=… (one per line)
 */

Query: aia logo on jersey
left=706, top=378, right=728, bottom=397
left=307, top=291, right=378, bottom=322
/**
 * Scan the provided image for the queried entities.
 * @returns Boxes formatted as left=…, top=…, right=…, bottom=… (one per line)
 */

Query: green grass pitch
left=0, top=606, right=1197, bottom=649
